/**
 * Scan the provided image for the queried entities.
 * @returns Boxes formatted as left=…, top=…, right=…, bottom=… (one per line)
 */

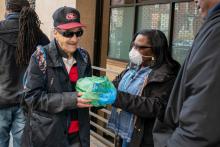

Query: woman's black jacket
left=113, top=63, right=179, bottom=147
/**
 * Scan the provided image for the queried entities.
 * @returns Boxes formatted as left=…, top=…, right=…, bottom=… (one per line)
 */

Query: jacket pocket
left=30, top=111, right=53, bottom=147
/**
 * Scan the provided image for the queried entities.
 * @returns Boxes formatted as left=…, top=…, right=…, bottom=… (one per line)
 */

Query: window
left=137, top=4, right=170, bottom=37
left=172, top=2, right=202, bottom=63
left=108, top=7, right=135, bottom=60
left=108, top=0, right=203, bottom=63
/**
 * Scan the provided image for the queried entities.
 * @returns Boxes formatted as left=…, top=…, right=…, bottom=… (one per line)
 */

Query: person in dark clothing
left=107, top=29, right=180, bottom=147
left=0, top=0, right=49, bottom=147
left=22, top=6, right=92, bottom=147
left=153, top=0, right=220, bottom=147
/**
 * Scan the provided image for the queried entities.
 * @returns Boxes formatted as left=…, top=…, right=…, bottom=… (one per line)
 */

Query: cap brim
left=56, top=22, right=85, bottom=30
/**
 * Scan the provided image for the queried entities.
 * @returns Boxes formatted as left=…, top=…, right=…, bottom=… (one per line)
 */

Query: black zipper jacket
left=22, top=40, right=92, bottom=147
left=0, top=14, right=49, bottom=108
left=113, top=63, right=179, bottom=147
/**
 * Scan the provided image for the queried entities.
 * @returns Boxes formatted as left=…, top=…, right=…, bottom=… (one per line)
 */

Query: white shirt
left=62, top=57, right=77, bottom=74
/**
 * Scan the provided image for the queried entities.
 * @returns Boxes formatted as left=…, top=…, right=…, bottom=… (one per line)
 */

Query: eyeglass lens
left=57, top=29, right=83, bottom=38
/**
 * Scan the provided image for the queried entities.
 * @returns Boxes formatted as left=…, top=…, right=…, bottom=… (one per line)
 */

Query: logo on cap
left=66, top=13, right=77, bottom=20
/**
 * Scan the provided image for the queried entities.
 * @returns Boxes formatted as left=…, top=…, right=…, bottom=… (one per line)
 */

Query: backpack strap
left=77, top=48, right=89, bottom=64
left=35, top=45, right=47, bottom=74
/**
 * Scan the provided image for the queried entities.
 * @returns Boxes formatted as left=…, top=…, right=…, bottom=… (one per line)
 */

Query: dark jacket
left=22, top=40, right=92, bottom=147
left=113, top=63, right=179, bottom=147
left=153, top=8, right=220, bottom=147
left=0, top=13, right=49, bottom=108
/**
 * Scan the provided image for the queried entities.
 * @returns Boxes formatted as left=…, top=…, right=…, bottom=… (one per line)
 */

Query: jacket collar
left=203, top=4, right=220, bottom=23
left=125, top=63, right=176, bottom=83
left=46, top=40, right=87, bottom=78
left=0, top=13, right=19, bottom=46
left=207, top=2, right=220, bottom=19
left=6, top=12, right=20, bottom=20
left=46, top=40, right=63, bottom=67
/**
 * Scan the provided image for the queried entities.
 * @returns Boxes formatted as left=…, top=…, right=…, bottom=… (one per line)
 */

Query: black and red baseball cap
left=53, top=6, right=85, bottom=30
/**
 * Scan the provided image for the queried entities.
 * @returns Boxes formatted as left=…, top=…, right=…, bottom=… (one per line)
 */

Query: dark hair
left=131, top=29, right=180, bottom=71
left=16, top=7, right=43, bottom=65
left=6, top=1, right=43, bottom=65
left=6, top=0, right=30, bottom=12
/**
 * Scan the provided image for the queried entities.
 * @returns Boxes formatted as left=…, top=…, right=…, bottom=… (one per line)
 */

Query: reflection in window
left=111, top=0, right=134, bottom=6
left=108, top=7, right=135, bottom=60
left=137, top=4, right=170, bottom=37
left=172, top=2, right=203, bottom=64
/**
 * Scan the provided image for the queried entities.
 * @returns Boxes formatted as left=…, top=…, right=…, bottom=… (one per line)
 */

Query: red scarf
left=68, top=65, right=79, bottom=134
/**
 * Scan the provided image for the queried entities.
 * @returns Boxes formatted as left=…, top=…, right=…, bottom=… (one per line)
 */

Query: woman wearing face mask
left=107, top=29, right=180, bottom=147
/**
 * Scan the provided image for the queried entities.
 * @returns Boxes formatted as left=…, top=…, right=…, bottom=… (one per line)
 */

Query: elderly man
left=22, top=7, right=92, bottom=147
left=153, top=0, right=220, bottom=146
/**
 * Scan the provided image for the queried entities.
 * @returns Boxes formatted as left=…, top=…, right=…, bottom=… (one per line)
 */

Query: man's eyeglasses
left=56, top=29, right=83, bottom=38
left=132, top=43, right=152, bottom=50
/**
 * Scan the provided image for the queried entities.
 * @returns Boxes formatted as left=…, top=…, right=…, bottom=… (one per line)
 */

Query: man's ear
left=53, top=29, right=58, bottom=38
left=53, top=29, right=57, bottom=34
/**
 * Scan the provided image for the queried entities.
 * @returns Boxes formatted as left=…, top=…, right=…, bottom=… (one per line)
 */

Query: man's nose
left=70, top=35, right=78, bottom=42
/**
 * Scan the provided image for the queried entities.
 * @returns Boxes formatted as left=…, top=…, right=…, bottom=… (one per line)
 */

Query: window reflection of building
left=172, top=2, right=202, bottom=63
left=110, top=9, right=123, bottom=59
left=108, top=7, right=134, bottom=61
left=152, top=13, right=159, bottom=29
left=137, top=4, right=170, bottom=36
left=138, top=4, right=170, bottom=38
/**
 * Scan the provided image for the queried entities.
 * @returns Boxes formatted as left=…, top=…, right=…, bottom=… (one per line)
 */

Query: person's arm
left=113, top=76, right=176, bottom=118
left=23, top=51, right=91, bottom=114
left=165, top=27, right=220, bottom=147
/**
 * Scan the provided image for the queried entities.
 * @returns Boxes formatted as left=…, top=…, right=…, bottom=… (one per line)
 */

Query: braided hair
left=6, top=0, right=43, bottom=65
left=16, top=7, right=42, bottom=65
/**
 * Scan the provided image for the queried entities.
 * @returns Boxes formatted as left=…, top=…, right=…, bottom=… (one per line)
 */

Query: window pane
left=108, top=7, right=135, bottom=60
left=111, top=0, right=134, bottom=6
left=137, top=4, right=170, bottom=37
left=172, top=2, right=203, bottom=64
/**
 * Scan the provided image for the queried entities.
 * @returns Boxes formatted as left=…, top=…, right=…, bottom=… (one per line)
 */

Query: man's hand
left=76, top=93, right=92, bottom=108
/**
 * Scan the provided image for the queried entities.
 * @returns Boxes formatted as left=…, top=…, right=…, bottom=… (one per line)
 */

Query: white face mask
left=129, top=47, right=155, bottom=66
left=129, top=48, right=143, bottom=65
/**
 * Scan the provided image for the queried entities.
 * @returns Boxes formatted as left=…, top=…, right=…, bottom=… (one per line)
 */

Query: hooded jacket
left=22, top=40, right=92, bottom=147
left=0, top=13, right=49, bottom=108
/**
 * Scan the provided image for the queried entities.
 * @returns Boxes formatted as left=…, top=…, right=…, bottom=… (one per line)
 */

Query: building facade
left=77, top=0, right=203, bottom=79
